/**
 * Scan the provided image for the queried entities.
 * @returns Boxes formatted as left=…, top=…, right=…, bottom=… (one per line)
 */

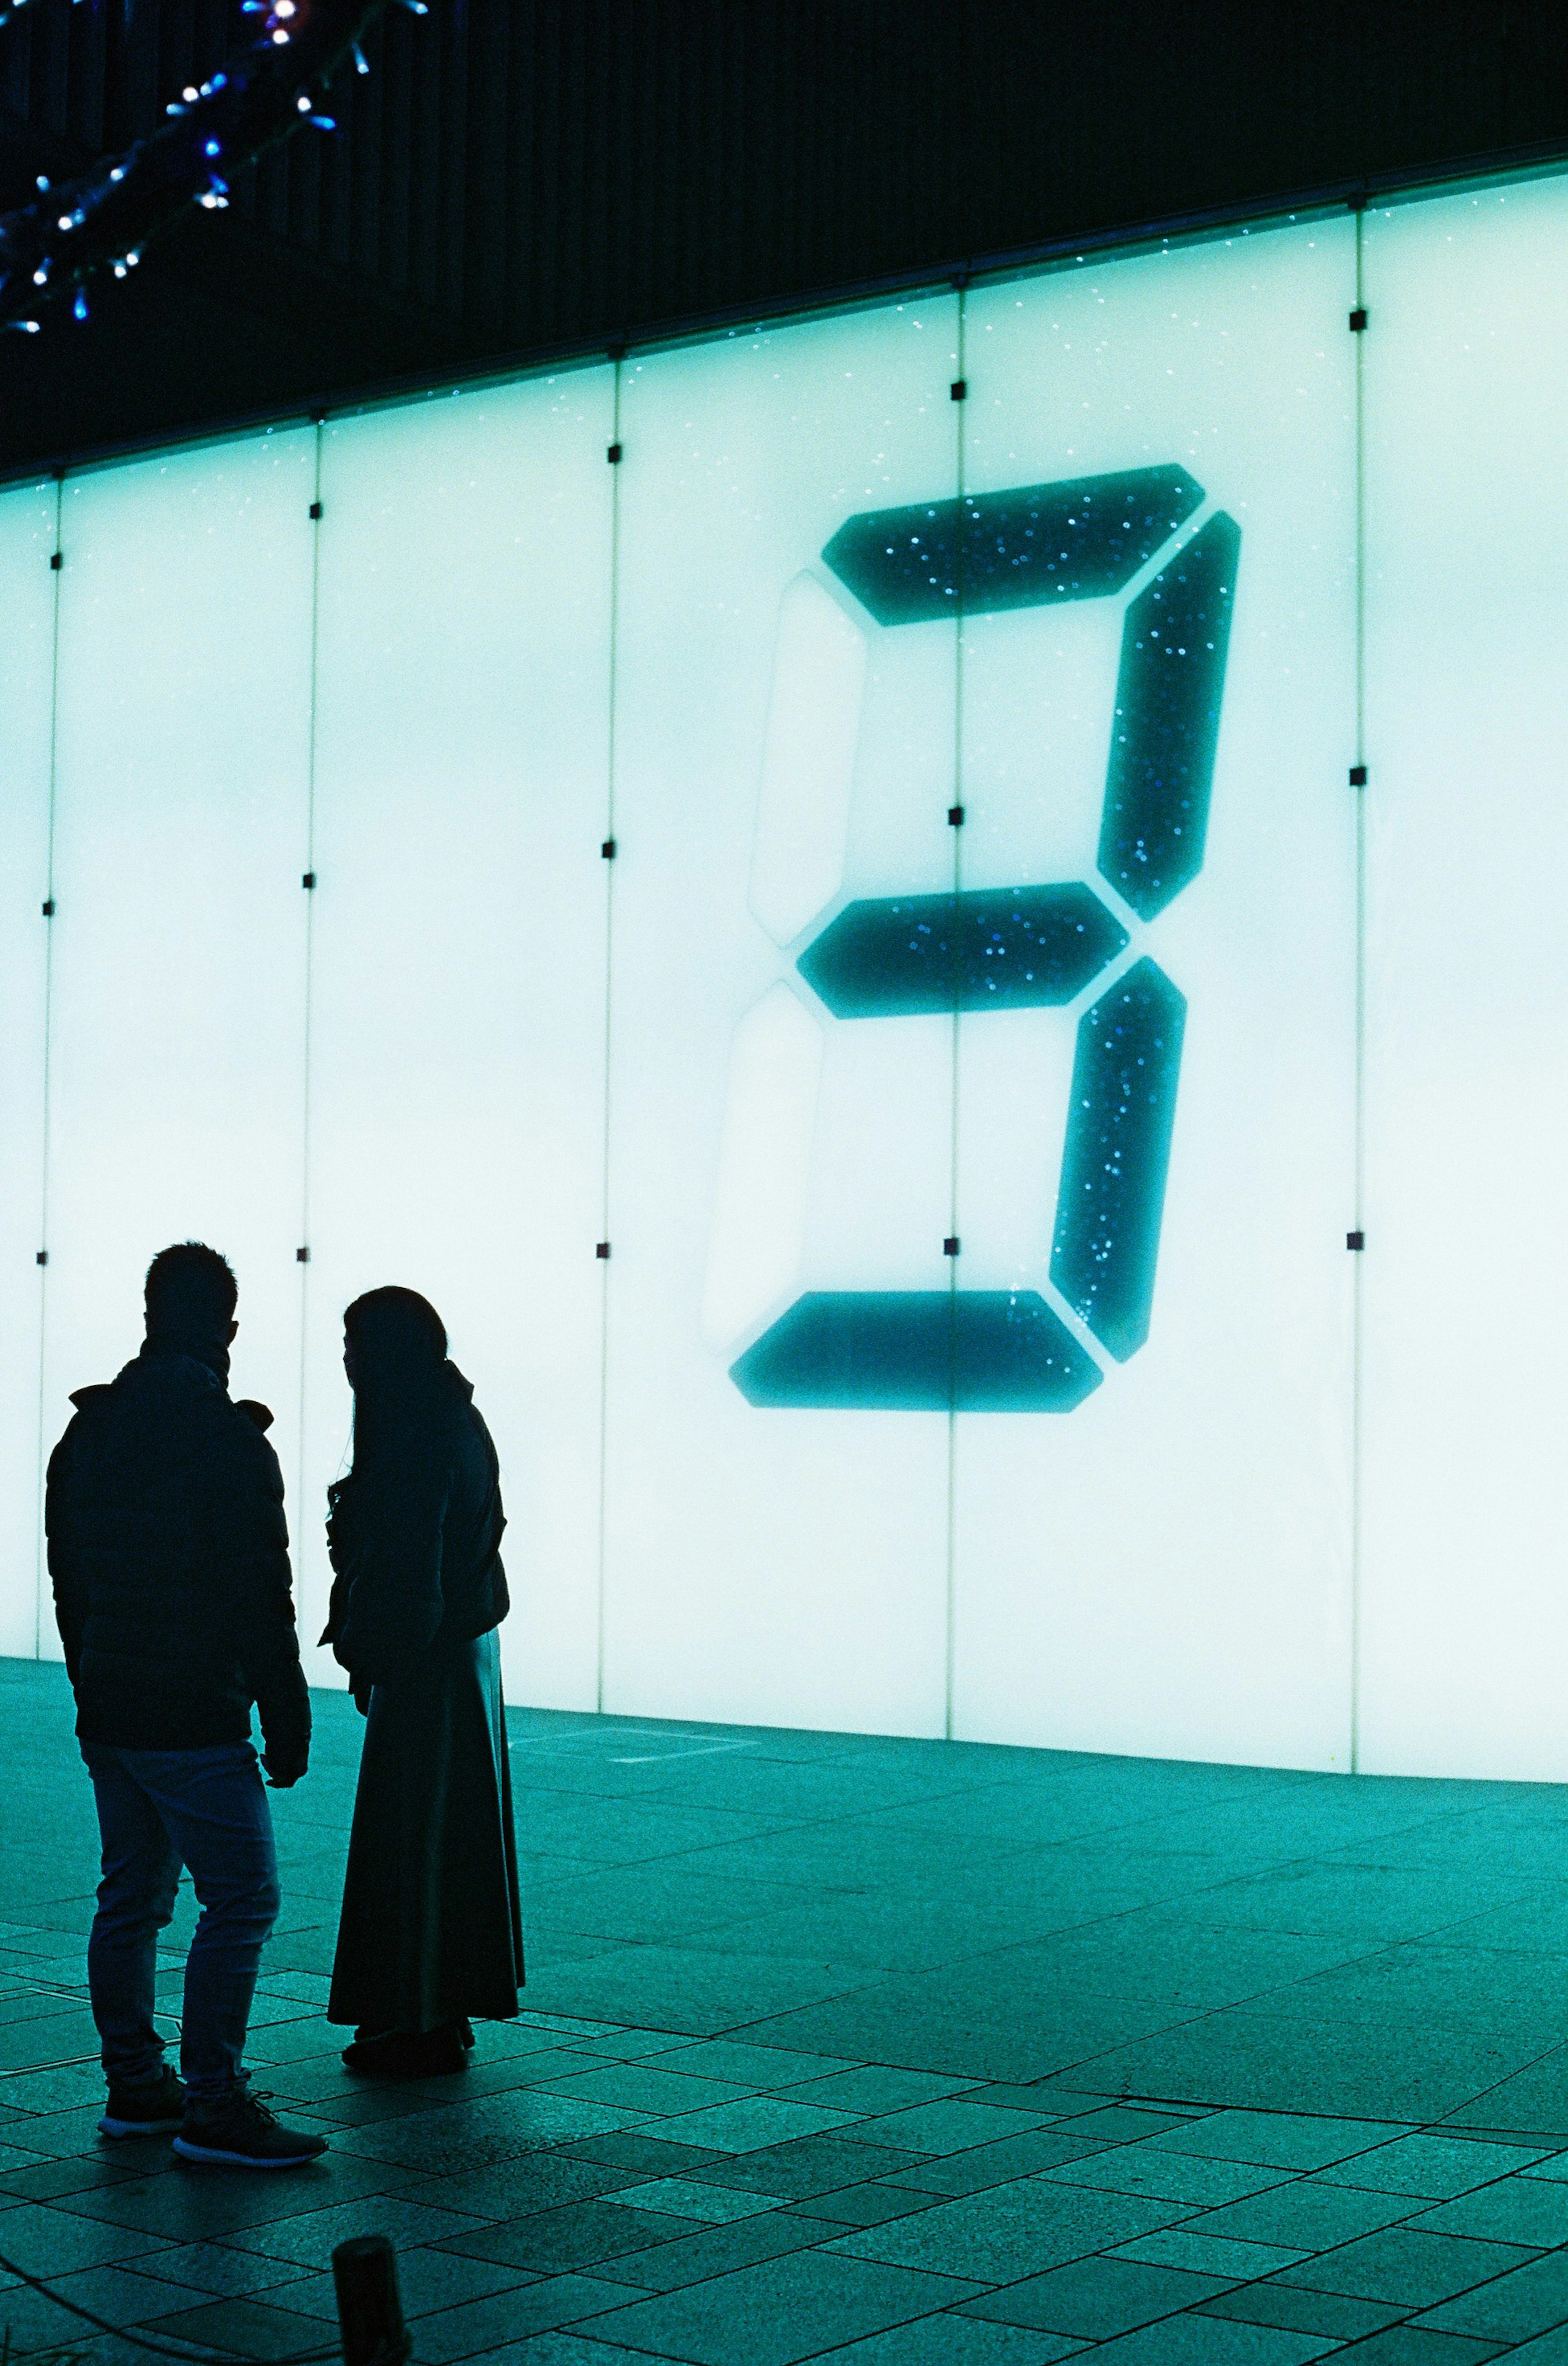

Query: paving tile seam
left=1430, top=2049, right=1568, bottom=2137
left=386, top=2182, right=1530, bottom=2359
left=960, top=2234, right=1568, bottom=2354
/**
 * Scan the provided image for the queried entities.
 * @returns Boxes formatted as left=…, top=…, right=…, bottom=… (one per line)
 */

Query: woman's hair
left=341, top=1287, right=454, bottom=1484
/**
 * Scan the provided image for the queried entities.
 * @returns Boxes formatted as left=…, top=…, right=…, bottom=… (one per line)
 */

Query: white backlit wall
left=1359, top=180, right=1568, bottom=1780
left=606, top=305, right=960, bottom=1736
left=300, top=376, right=613, bottom=1701
left=3, top=175, right=1565, bottom=1775
left=42, top=441, right=316, bottom=1672
left=0, top=481, right=55, bottom=1659
left=952, top=230, right=1357, bottom=1768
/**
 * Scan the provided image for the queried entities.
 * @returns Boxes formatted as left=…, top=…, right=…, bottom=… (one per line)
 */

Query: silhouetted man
left=46, top=1242, right=326, bottom=2168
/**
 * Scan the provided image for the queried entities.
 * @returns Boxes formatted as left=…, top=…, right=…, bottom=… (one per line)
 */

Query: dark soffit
left=0, top=0, right=1565, bottom=479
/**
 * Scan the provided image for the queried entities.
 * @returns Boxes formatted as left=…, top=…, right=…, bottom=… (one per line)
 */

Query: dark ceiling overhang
left=2, top=0, right=1565, bottom=480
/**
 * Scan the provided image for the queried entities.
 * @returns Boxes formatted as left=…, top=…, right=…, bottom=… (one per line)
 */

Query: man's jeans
left=81, top=1742, right=281, bottom=2107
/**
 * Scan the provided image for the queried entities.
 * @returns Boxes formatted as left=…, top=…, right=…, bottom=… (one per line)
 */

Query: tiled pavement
left=2, top=1664, right=1568, bottom=2360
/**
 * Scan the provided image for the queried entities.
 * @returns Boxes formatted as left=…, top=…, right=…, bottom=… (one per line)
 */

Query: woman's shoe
left=341, top=2025, right=469, bottom=2077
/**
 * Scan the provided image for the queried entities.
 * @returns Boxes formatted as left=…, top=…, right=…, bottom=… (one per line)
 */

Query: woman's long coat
left=324, top=1374, right=523, bottom=2032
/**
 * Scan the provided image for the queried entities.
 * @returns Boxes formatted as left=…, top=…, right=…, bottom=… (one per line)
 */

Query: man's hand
left=254, top=1659, right=311, bottom=1793
left=262, top=1745, right=308, bottom=1790
left=352, top=1673, right=372, bottom=1716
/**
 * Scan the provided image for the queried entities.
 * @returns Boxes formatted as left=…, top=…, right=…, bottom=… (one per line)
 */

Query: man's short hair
left=144, top=1242, right=238, bottom=1340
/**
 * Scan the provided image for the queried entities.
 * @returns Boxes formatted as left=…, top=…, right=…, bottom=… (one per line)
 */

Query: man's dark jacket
left=46, top=1342, right=311, bottom=1763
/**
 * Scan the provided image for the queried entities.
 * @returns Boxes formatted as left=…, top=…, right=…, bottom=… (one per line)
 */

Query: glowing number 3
left=706, top=468, right=1239, bottom=1412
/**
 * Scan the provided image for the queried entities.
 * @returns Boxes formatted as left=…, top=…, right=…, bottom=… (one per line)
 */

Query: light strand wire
left=33, top=472, right=63, bottom=1660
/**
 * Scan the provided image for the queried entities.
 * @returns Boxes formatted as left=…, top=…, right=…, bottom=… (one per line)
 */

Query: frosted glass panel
left=303, top=374, right=613, bottom=1706
left=0, top=486, right=57, bottom=1656
left=40, top=437, right=316, bottom=1661
left=953, top=224, right=1359, bottom=1766
left=605, top=301, right=960, bottom=1734
left=12, top=175, right=1568, bottom=1772
left=1360, top=180, right=1568, bottom=1779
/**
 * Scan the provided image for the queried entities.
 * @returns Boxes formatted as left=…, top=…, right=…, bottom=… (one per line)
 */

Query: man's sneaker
left=172, top=2089, right=328, bottom=2169
left=99, top=2067, right=187, bottom=2138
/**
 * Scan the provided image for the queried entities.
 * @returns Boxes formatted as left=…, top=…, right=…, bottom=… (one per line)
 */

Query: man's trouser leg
left=91, top=1744, right=281, bottom=2108
left=81, top=1744, right=181, bottom=2091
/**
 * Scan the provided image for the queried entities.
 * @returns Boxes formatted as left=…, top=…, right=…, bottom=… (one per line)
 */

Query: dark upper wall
left=1, top=0, right=1564, bottom=475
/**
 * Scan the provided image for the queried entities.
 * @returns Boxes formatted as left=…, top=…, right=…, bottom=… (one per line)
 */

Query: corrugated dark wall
left=1, top=0, right=1566, bottom=472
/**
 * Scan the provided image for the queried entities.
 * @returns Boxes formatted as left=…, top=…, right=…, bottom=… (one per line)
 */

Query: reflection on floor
left=1, top=1658, right=1568, bottom=2362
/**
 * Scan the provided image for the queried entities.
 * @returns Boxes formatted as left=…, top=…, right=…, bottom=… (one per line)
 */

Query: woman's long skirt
left=327, top=1626, right=524, bottom=2032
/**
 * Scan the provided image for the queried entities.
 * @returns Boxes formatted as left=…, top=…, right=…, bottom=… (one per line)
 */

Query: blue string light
left=0, top=0, right=415, bottom=330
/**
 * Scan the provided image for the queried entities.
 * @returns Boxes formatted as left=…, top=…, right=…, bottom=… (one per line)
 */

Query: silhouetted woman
left=323, top=1287, right=523, bottom=2076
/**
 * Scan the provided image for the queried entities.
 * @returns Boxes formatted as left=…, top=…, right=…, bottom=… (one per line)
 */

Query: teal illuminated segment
left=737, top=468, right=1238, bottom=1413
left=1099, top=511, right=1242, bottom=920
left=1051, top=958, right=1188, bottom=1362
left=820, top=468, right=1206, bottom=625
left=731, top=1292, right=1103, bottom=1412
left=797, top=883, right=1128, bottom=1018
